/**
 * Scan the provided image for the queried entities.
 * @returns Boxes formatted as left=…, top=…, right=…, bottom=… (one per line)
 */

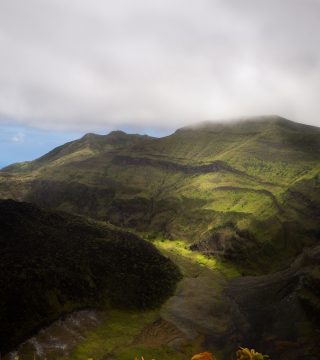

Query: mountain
left=2, top=130, right=152, bottom=172
left=1, top=116, right=319, bottom=273
left=0, top=116, right=320, bottom=359
left=0, top=199, right=180, bottom=353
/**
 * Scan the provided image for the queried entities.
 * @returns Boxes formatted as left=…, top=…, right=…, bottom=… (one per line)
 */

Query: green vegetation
left=67, top=310, right=194, bottom=360
left=54, top=239, right=240, bottom=360
left=153, top=239, right=240, bottom=278
left=1, top=116, right=319, bottom=272
left=68, top=310, right=158, bottom=360
left=0, top=116, right=320, bottom=359
left=0, top=200, right=180, bottom=353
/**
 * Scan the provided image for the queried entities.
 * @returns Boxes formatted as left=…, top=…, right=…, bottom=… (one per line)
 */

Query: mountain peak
left=108, top=130, right=128, bottom=136
left=81, top=132, right=101, bottom=140
left=175, top=115, right=318, bottom=134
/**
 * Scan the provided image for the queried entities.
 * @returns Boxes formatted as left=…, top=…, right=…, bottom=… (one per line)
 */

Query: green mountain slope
left=3, top=131, right=152, bottom=172
left=1, top=115, right=319, bottom=272
left=0, top=199, right=180, bottom=353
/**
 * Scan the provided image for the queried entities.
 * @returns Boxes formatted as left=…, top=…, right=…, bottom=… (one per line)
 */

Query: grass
left=153, top=239, right=240, bottom=279
left=115, top=343, right=198, bottom=360
left=65, top=310, right=159, bottom=360
left=69, top=309, right=197, bottom=360
left=53, top=239, right=239, bottom=360
left=1, top=116, right=319, bottom=273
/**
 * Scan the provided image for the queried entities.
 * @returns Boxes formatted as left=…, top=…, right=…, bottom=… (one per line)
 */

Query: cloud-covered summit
left=1, top=0, right=320, bottom=131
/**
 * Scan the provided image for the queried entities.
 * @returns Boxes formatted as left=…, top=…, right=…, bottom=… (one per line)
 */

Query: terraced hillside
left=1, top=116, right=319, bottom=272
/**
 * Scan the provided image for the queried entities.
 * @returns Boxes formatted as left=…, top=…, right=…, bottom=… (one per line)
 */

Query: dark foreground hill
left=0, top=199, right=180, bottom=353
left=1, top=116, right=319, bottom=273
left=225, top=244, right=320, bottom=359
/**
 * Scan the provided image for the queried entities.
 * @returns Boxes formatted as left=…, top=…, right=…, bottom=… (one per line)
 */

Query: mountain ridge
left=0, top=115, right=319, bottom=273
left=2, top=130, right=154, bottom=173
left=2, top=115, right=320, bottom=172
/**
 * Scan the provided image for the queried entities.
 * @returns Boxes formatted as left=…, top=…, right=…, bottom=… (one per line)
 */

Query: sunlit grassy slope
left=153, top=239, right=240, bottom=278
left=1, top=115, right=319, bottom=272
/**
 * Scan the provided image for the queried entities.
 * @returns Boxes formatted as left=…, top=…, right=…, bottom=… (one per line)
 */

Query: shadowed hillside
left=0, top=199, right=180, bottom=354
left=225, top=244, right=320, bottom=359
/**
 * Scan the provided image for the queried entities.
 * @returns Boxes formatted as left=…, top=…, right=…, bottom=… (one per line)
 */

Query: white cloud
left=0, top=0, right=320, bottom=131
left=11, top=132, right=25, bottom=143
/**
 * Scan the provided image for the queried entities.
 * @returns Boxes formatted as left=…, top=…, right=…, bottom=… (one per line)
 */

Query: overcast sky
left=1, top=0, right=320, bottom=130
left=1, top=0, right=320, bottom=165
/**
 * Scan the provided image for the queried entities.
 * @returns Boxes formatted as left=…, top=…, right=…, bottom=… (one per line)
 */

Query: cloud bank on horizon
left=1, top=0, right=320, bottom=132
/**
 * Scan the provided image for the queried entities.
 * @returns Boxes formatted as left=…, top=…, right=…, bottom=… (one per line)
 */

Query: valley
left=6, top=240, right=240, bottom=360
left=1, top=116, right=320, bottom=360
left=6, top=237, right=320, bottom=360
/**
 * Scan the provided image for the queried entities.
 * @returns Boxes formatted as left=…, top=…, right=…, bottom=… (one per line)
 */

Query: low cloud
left=0, top=0, right=320, bottom=131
